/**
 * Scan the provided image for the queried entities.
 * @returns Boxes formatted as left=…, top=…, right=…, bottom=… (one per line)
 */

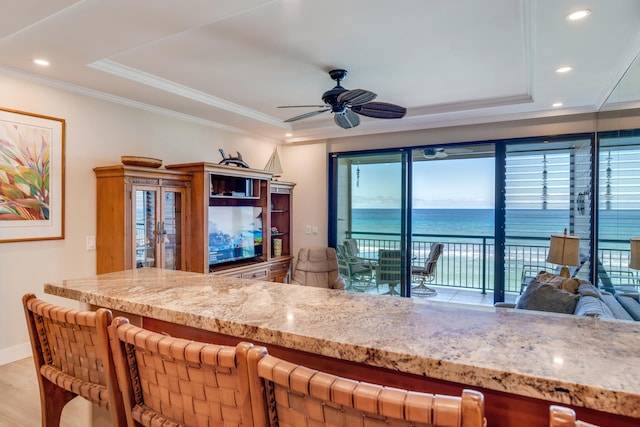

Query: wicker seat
left=247, top=347, right=487, bottom=427
left=550, top=405, right=599, bottom=427
left=22, top=293, right=125, bottom=427
left=109, top=316, right=263, bottom=426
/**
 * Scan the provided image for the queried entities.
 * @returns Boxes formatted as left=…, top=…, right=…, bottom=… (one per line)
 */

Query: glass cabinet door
left=135, top=188, right=158, bottom=268
left=161, top=188, right=185, bottom=270
left=133, top=185, right=186, bottom=270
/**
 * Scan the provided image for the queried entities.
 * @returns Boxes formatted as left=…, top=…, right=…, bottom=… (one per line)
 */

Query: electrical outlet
left=86, top=236, right=96, bottom=251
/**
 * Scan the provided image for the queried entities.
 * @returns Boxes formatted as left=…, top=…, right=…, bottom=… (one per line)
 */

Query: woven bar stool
left=246, top=346, right=487, bottom=427
left=550, top=405, right=599, bottom=427
left=109, top=316, right=264, bottom=426
left=22, top=293, right=125, bottom=427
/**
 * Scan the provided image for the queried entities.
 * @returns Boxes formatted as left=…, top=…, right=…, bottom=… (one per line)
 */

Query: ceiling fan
left=423, top=147, right=448, bottom=159
left=278, top=69, right=407, bottom=129
left=421, top=147, right=476, bottom=159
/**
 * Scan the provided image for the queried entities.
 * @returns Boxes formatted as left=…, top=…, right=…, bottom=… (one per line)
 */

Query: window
left=597, top=130, right=640, bottom=291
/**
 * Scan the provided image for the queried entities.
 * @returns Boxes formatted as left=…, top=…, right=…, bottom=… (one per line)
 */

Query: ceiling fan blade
left=334, top=110, right=360, bottom=129
left=351, top=102, right=407, bottom=119
left=284, top=109, right=330, bottom=122
left=278, top=105, right=326, bottom=108
left=337, top=89, right=377, bottom=106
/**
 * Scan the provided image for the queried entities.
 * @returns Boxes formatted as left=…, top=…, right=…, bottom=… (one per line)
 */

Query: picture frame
left=0, top=107, right=65, bottom=242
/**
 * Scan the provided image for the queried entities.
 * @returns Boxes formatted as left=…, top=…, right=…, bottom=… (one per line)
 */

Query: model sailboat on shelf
left=264, top=147, right=283, bottom=178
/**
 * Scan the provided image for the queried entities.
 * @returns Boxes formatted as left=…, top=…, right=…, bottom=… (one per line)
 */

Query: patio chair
left=377, top=249, right=402, bottom=295
left=412, top=242, right=444, bottom=296
left=337, top=244, right=376, bottom=291
left=22, top=293, right=126, bottom=427
left=247, top=346, right=487, bottom=427
left=344, top=238, right=362, bottom=259
left=549, top=405, right=598, bottom=427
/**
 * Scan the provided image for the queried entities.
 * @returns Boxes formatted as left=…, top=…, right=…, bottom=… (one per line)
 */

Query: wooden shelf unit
left=165, top=162, right=295, bottom=282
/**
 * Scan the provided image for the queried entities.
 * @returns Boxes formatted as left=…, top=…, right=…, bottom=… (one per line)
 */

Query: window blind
left=503, top=138, right=592, bottom=291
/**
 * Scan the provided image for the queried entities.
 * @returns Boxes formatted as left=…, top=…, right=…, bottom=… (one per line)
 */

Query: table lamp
left=546, top=228, right=580, bottom=278
left=630, top=237, right=640, bottom=271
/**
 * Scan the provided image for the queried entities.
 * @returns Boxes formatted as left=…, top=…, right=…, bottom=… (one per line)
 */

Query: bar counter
left=44, top=268, right=640, bottom=426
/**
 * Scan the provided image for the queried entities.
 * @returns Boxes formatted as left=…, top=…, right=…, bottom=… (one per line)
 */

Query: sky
left=351, top=157, right=495, bottom=209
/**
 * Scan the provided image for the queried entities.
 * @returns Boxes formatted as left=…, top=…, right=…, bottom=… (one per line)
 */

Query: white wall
left=0, top=72, right=277, bottom=364
left=279, top=142, right=330, bottom=259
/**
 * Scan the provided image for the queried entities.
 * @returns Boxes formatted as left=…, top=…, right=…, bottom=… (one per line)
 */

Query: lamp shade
left=630, top=238, right=640, bottom=270
left=547, top=232, right=580, bottom=267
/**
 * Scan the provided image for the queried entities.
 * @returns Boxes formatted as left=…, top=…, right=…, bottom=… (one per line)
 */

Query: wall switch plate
left=86, top=236, right=96, bottom=251
left=305, top=225, right=311, bottom=235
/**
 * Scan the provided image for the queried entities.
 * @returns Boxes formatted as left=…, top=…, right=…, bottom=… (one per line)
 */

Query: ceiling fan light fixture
left=556, top=66, right=573, bottom=73
left=566, top=9, right=591, bottom=21
left=423, top=147, right=447, bottom=159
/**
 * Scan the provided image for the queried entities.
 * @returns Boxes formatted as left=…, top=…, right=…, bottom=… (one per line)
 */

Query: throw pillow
left=516, top=279, right=580, bottom=314
left=535, top=271, right=580, bottom=293
left=578, top=283, right=600, bottom=298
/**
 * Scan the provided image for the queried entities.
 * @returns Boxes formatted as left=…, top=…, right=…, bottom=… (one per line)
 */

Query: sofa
left=496, top=271, right=637, bottom=321
left=615, top=293, right=640, bottom=320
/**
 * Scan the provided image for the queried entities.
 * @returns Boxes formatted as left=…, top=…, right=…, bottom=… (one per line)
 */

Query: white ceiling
left=1, top=0, right=640, bottom=143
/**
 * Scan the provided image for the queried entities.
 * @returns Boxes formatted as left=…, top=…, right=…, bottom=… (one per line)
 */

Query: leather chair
left=108, top=317, right=263, bottom=426
left=291, top=247, right=346, bottom=289
left=550, top=405, right=599, bottom=427
left=246, top=346, right=487, bottom=427
left=22, top=293, right=126, bottom=427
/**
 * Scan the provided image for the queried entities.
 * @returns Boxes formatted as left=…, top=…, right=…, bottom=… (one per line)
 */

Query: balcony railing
left=346, top=232, right=638, bottom=294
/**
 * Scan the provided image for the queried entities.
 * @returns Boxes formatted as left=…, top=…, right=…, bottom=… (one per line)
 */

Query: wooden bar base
left=144, top=317, right=633, bottom=427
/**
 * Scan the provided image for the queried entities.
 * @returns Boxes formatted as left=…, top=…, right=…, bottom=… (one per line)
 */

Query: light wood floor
left=0, top=357, right=87, bottom=427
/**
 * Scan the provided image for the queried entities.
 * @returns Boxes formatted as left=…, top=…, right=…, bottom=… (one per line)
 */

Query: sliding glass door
left=329, top=134, right=598, bottom=303
left=330, top=151, right=410, bottom=296
left=411, top=145, right=496, bottom=296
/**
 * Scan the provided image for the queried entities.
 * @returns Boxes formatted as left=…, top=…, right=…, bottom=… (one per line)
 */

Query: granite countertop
left=44, top=268, right=640, bottom=418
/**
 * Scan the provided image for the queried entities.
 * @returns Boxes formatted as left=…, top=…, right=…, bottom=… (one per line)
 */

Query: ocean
left=351, top=208, right=640, bottom=244
left=349, top=208, right=640, bottom=289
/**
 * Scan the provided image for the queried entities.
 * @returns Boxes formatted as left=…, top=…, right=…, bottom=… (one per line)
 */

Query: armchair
left=292, top=247, right=346, bottom=290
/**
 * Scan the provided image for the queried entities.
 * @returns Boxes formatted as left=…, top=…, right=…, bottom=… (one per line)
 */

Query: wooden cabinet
left=270, top=181, right=295, bottom=259
left=165, top=163, right=294, bottom=282
left=94, top=166, right=191, bottom=274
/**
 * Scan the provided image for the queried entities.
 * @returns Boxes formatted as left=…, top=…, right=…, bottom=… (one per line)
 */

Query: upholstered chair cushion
left=292, top=247, right=346, bottom=290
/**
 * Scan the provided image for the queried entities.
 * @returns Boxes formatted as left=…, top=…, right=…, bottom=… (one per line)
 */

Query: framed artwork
left=0, top=108, right=65, bottom=242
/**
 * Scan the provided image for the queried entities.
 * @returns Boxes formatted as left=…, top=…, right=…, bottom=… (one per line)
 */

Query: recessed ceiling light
left=552, top=102, right=563, bottom=108
left=556, top=66, right=573, bottom=73
left=566, top=9, right=591, bottom=21
left=33, top=58, right=50, bottom=66
left=285, top=133, right=292, bottom=137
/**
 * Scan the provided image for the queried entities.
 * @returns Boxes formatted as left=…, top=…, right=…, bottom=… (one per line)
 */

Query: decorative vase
left=273, top=238, right=282, bottom=257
